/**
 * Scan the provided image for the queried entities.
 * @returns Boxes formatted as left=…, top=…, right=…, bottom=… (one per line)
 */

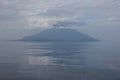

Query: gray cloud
left=53, top=20, right=86, bottom=28
left=0, top=0, right=120, bottom=40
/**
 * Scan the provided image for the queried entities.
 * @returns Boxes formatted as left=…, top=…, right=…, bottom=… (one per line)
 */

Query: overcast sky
left=0, top=0, right=120, bottom=41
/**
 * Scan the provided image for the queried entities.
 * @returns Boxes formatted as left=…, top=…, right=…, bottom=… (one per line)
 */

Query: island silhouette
left=21, top=27, right=98, bottom=41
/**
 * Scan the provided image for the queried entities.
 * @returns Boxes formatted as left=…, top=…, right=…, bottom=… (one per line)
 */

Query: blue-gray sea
left=0, top=40, right=120, bottom=80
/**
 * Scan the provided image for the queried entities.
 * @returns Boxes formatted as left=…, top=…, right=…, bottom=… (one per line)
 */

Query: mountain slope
left=22, top=28, right=98, bottom=41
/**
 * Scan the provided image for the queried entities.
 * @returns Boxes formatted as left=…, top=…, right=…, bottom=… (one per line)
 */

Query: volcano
left=21, top=28, right=98, bottom=41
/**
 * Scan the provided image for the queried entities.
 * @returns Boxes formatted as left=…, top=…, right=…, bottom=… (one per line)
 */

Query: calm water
left=0, top=40, right=120, bottom=80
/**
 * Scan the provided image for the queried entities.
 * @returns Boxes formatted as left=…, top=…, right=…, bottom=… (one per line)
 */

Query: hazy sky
left=0, top=0, right=120, bottom=40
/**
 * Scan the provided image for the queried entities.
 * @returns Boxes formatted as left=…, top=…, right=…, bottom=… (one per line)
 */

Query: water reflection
left=0, top=41, right=120, bottom=80
left=26, top=42, right=89, bottom=66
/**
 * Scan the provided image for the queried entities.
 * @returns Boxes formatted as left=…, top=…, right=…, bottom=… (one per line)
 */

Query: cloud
left=0, top=0, right=120, bottom=26
left=107, top=17, right=120, bottom=22
left=25, top=0, right=120, bottom=29
left=53, top=20, right=86, bottom=28
left=27, top=16, right=72, bottom=29
left=0, top=0, right=120, bottom=40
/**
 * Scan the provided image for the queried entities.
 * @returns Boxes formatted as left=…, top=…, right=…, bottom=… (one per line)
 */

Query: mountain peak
left=21, top=28, right=98, bottom=41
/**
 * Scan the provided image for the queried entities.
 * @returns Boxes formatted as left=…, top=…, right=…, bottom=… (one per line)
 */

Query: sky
left=0, top=0, right=120, bottom=41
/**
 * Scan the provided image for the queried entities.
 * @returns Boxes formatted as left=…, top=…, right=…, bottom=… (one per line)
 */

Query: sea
left=0, top=40, right=120, bottom=80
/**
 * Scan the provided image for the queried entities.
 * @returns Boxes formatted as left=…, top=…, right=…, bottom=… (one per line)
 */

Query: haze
left=0, top=0, right=120, bottom=41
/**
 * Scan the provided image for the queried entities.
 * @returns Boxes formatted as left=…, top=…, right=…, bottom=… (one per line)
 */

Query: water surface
left=0, top=41, right=120, bottom=80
